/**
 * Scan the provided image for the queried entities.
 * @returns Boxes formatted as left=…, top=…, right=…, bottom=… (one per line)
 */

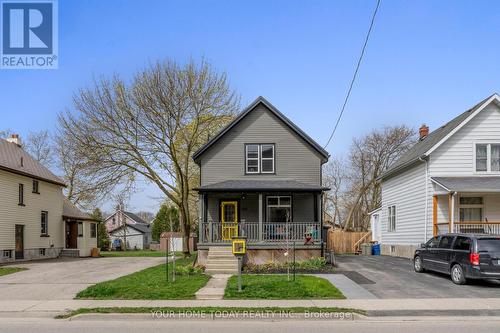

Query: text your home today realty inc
left=151, top=310, right=355, bottom=320
left=1, top=0, right=58, bottom=69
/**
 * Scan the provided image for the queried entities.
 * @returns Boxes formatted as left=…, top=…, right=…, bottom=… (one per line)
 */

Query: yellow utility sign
left=232, top=239, right=246, bottom=255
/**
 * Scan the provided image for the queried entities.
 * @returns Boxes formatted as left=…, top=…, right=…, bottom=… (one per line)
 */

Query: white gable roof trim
left=425, top=94, right=500, bottom=156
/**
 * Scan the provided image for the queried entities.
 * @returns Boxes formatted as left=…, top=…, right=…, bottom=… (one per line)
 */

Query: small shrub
left=175, top=265, right=204, bottom=275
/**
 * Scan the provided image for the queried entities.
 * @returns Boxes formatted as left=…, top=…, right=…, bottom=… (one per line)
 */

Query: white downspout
left=419, top=157, right=429, bottom=242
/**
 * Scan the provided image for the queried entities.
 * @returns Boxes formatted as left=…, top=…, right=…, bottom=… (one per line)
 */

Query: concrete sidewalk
left=4, top=298, right=500, bottom=314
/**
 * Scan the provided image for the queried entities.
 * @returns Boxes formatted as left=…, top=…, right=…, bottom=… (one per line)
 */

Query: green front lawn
left=224, top=274, right=345, bottom=299
left=100, top=250, right=167, bottom=257
left=76, top=257, right=209, bottom=300
left=0, top=267, right=27, bottom=277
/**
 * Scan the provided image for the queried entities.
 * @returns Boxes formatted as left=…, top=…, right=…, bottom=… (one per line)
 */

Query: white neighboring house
left=0, top=135, right=97, bottom=263
left=377, top=94, right=500, bottom=258
left=105, top=211, right=151, bottom=250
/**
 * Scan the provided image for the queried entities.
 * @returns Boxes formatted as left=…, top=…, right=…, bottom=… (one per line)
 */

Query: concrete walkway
left=312, top=274, right=377, bottom=299
left=195, top=274, right=231, bottom=300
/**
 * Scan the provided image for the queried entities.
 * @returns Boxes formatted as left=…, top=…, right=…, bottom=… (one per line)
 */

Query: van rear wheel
left=451, top=264, right=466, bottom=285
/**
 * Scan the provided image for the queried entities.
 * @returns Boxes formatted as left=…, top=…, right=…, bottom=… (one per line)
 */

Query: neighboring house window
left=112, top=217, right=116, bottom=225
left=39, top=248, right=46, bottom=256
left=41, top=211, right=48, bottom=235
left=78, top=222, right=83, bottom=237
left=90, top=223, right=97, bottom=238
left=266, top=196, right=291, bottom=222
left=475, top=143, right=500, bottom=172
left=245, top=144, right=275, bottom=174
left=459, top=196, right=483, bottom=223
left=32, top=180, right=39, bottom=194
left=18, top=184, right=24, bottom=206
left=3, top=250, right=12, bottom=259
left=387, top=205, right=396, bottom=232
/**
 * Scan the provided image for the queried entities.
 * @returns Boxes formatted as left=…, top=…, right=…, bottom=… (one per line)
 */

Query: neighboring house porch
left=432, top=177, right=500, bottom=235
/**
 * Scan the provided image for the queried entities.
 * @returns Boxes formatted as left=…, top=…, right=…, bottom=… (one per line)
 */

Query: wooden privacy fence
left=326, top=229, right=372, bottom=254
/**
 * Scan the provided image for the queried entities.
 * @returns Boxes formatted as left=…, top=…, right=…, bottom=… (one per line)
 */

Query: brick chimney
left=6, top=134, right=22, bottom=147
left=419, top=124, right=429, bottom=141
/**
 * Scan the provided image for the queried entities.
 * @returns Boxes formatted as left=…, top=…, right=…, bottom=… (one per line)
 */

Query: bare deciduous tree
left=24, top=130, right=54, bottom=168
left=324, top=125, right=416, bottom=231
left=58, top=59, right=239, bottom=255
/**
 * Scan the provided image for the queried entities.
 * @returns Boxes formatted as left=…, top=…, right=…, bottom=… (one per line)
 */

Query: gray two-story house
left=193, top=97, right=329, bottom=268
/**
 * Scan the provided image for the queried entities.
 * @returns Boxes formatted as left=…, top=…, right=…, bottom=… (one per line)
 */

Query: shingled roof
left=62, top=198, right=96, bottom=221
left=0, top=138, right=65, bottom=186
left=381, top=94, right=500, bottom=180
left=194, top=179, right=330, bottom=192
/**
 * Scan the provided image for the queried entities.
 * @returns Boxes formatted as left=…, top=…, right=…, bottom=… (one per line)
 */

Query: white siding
left=77, top=221, right=98, bottom=257
left=429, top=103, right=500, bottom=176
left=110, top=226, right=145, bottom=250
left=380, top=162, right=427, bottom=245
left=0, top=169, right=64, bottom=251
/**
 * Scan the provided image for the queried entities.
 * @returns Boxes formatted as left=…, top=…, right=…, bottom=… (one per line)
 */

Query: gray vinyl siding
left=380, top=162, right=427, bottom=245
left=292, top=193, right=315, bottom=221
left=429, top=103, right=500, bottom=176
left=199, top=104, right=323, bottom=186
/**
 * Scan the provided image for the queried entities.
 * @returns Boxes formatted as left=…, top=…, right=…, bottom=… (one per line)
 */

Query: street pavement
left=1, top=316, right=500, bottom=333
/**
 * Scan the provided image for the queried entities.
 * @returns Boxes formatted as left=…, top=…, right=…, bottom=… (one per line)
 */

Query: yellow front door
left=221, top=201, right=238, bottom=240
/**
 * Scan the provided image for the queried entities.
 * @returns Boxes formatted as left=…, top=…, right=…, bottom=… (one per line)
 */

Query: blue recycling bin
left=372, top=243, right=381, bottom=255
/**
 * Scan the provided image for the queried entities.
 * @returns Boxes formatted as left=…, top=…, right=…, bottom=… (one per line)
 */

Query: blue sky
left=2, top=0, right=500, bottom=213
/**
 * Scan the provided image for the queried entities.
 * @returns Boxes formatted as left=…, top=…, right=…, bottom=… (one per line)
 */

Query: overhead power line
left=324, top=0, right=381, bottom=149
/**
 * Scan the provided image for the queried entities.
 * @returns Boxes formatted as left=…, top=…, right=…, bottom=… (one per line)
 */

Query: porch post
left=448, top=193, right=452, bottom=233
left=258, top=193, right=263, bottom=241
left=450, top=192, right=456, bottom=233
left=433, top=195, right=438, bottom=237
left=198, top=193, right=204, bottom=242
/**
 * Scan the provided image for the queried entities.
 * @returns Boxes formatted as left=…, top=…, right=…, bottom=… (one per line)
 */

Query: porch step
left=205, top=246, right=238, bottom=274
left=60, top=249, right=80, bottom=258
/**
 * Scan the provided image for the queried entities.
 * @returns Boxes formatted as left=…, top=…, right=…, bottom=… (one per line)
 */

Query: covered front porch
left=432, top=177, right=500, bottom=235
left=196, top=180, right=327, bottom=248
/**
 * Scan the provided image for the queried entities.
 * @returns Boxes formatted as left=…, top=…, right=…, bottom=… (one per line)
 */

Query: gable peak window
left=245, top=144, right=275, bottom=174
left=475, top=143, right=500, bottom=172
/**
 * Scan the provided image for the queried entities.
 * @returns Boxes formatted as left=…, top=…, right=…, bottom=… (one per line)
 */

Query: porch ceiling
left=432, top=176, right=500, bottom=193
left=194, top=179, right=330, bottom=192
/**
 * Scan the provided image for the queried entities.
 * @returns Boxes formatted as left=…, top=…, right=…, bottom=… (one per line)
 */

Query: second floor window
left=32, top=180, right=39, bottom=194
left=18, top=184, right=24, bottom=206
left=245, top=144, right=275, bottom=174
left=476, top=143, right=500, bottom=172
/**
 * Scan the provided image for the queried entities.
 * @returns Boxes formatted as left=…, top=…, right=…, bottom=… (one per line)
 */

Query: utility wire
left=324, top=0, right=381, bottom=148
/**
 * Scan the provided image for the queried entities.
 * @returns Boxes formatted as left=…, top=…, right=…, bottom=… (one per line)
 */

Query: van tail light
left=470, top=253, right=480, bottom=266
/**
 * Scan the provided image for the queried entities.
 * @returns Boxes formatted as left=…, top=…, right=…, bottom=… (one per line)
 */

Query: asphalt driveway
left=0, top=257, right=164, bottom=300
left=335, top=255, right=500, bottom=298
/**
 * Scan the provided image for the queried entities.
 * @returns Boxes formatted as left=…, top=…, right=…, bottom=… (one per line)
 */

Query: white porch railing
left=200, top=221, right=321, bottom=243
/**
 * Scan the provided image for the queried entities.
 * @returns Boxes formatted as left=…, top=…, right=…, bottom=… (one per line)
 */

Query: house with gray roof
left=376, top=94, right=500, bottom=257
left=105, top=209, right=151, bottom=250
left=193, top=96, right=330, bottom=271
left=0, top=135, right=98, bottom=263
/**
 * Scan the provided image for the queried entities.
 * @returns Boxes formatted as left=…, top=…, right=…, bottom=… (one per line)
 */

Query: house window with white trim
left=388, top=205, right=396, bottom=232
left=475, top=143, right=500, bottom=172
left=245, top=144, right=275, bottom=174
left=90, top=223, right=97, bottom=238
